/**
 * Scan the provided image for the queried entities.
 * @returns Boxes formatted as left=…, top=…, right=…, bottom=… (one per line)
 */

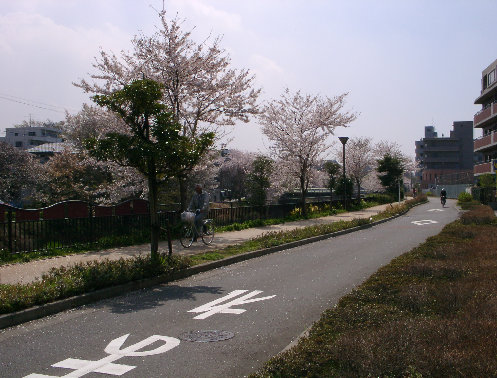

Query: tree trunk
left=148, top=158, right=159, bottom=260
left=356, top=179, right=361, bottom=201
left=178, top=175, right=188, bottom=211
left=300, top=176, right=308, bottom=218
left=329, top=179, right=334, bottom=209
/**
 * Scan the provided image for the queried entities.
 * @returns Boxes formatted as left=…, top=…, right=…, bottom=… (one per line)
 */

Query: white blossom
left=260, top=88, right=357, bottom=213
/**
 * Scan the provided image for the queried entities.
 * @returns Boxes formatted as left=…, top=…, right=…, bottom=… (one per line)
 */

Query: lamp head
left=338, top=136, right=349, bottom=145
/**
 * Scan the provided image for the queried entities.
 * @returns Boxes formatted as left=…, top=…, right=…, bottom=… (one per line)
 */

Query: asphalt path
left=0, top=198, right=460, bottom=378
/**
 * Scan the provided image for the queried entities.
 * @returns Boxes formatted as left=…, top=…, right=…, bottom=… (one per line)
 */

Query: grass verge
left=0, top=196, right=426, bottom=315
left=251, top=203, right=497, bottom=377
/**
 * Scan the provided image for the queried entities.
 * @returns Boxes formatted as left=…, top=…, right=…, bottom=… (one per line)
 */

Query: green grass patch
left=251, top=204, right=497, bottom=377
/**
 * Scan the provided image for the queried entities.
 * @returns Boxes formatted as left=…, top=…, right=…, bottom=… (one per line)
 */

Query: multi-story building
left=473, top=58, right=497, bottom=177
left=415, top=122, right=474, bottom=189
left=2, top=126, right=63, bottom=150
left=414, top=126, right=437, bottom=184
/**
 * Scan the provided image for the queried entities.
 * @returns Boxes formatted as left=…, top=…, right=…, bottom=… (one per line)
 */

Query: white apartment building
left=2, top=126, right=63, bottom=150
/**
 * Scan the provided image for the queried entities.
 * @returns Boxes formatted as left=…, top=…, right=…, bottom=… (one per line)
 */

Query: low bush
left=364, top=193, right=394, bottom=204
left=457, top=192, right=473, bottom=203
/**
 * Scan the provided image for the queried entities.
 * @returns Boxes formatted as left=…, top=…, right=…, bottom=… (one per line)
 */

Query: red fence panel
left=66, top=201, right=90, bottom=219
left=95, top=206, right=113, bottom=217
left=0, top=204, right=9, bottom=222
left=132, top=199, right=149, bottom=214
left=42, top=203, right=66, bottom=220
left=15, top=209, right=41, bottom=221
left=115, top=200, right=133, bottom=216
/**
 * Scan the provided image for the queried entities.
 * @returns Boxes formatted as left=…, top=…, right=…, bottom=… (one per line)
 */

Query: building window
left=488, top=70, right=496, bottom=87
left=15, top=141, right=22, bottom=147
left=14, top=132, right=18, bottom=136
left=28, top=131, right=36, bottom=136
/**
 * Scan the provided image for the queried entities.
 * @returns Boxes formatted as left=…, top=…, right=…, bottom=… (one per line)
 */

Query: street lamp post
left=338, top=136, right=349, bottom=210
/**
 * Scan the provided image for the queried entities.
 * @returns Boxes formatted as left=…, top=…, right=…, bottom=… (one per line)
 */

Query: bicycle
left=441, top=196, right=446, bottom=208
left=179, top=211, right=215, bottom=248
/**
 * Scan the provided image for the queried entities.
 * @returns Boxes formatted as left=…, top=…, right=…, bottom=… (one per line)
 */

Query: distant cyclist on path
left=188, top=184, right=210, bottom=240
left=440, top=188, right=447, bottom=207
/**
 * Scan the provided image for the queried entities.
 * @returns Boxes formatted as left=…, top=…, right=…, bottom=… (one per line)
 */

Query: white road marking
left=411, top=220, right=439, bottom=226
left=24, top=334, right=180, bottom=377
left=427, top=209, right=444, bottom=212
left=189, top=290, right=276, bottom=320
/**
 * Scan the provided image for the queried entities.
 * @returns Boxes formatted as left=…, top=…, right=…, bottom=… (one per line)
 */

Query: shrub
left=457, top=192, right=473, bottom=203
left=365, top=193, right=394, bottom=204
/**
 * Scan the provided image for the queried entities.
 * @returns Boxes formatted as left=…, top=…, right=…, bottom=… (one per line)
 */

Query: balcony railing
left=474, top=101, right=497, bottom=127
left=474, top=131, right=497, bottom=152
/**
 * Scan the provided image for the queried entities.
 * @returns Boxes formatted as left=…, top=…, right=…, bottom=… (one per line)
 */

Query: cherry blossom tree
left=373, top=140, right=411, bottom=166
left=260, top=89, right=357, bottom=216
left=62, top=105, right=147, bottom=204
left=215, top=150, right=255, bottom=201
left=76, top=9, right=260, bottom=209
left=64, top=104, right=125, bottom=149
left=335, top=137, right=374, bottom=200
left=0, top=142, right=42, bottom=206
left=38, top=149, right=146, bottom=205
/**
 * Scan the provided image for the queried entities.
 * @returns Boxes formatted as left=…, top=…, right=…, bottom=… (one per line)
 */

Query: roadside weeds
left=251, top=204, right=497, bottom=377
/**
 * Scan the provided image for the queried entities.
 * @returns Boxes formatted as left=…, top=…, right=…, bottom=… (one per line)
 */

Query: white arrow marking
left=427, top=209, right=444, bottom=212
left=189, top=290, right=276, bottom=319
left=411, top=219, right=439, bottom=226
left=24, top=334, right=180, bottom=377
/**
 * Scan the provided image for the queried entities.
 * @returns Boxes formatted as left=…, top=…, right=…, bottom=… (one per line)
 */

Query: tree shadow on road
left=95, top=284, right=224, bottom=314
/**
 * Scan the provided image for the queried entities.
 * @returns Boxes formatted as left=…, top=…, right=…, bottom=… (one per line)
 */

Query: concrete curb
left=0, top=202, right=422, bottom=331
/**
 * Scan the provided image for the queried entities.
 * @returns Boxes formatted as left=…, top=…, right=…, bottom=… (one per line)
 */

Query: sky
left=1, top=0, right=496, bottom=159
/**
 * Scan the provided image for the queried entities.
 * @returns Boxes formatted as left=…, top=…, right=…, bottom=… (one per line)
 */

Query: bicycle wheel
left=201, top=220, right=215, bottom=245
left=180, top=225, right=194, bottom=248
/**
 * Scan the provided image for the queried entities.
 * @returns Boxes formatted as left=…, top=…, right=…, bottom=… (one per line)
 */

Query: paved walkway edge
left=0, top=203, right=423, bottom=330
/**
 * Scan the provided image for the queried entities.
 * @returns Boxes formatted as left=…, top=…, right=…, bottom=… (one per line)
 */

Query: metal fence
left=0, top=211, right=181, bottom=255
left=0, top=200, right=316, bottom=255
left=471, top=187, right=497, bottom=208
left=426, top=184, right=472, bottom=199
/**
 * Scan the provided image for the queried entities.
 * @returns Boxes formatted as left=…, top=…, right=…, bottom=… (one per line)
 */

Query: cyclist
left=188, top=184, right=210, bottom=241
left=440, top=188, right=447, bottom=206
